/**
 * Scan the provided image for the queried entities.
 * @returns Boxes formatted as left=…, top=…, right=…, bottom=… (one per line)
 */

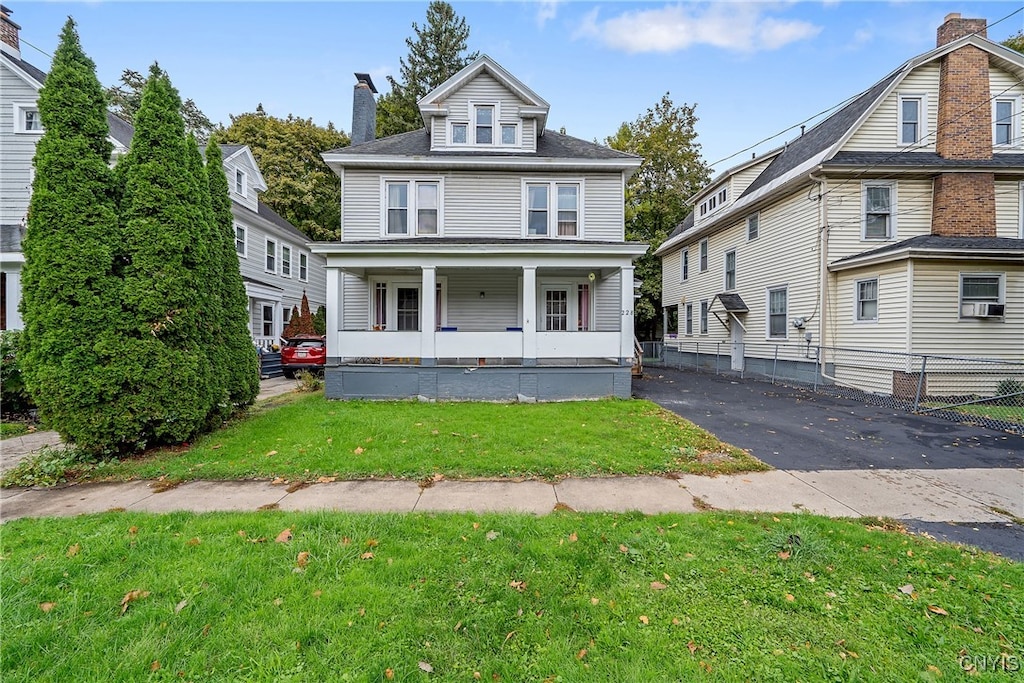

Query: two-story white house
left=212, top=144, right=327, bottom=349
left=315, top=56, right=646, bottom=400
left=0, top=7, right=325, bottom=348
left=658, top=13, right=1024, bottom=398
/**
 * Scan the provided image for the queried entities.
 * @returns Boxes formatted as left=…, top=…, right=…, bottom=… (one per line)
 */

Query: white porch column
left=421, top=266, right=436, bottom=365
left=522, top=266, right=537, bottom=366
left=619, top=266, right=635, bottom=363
left=4, top=270, right=22, bottom=330
left=325, top=268, right=340, bottom=357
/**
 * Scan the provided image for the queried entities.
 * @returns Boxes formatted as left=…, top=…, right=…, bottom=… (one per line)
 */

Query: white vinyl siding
left=996, top=180, right=1023, bottom=237
left=991, top=67, right=1024, bottom=152
left=0, top=67, right=42, bottom=227
left=854, top=278, right=878, bottom=322
left=433, top=71, right=533, bottom=152
left=831, top=264, right=908, bottom=350
left=767, top=287, right=788, bottom=339
left=844, top=63, right=939, bottom=152
left=863, top=182, right=895, bottom=240
left=265, top=238, right=277, bottom=273
left=235, top=225, right=247, bottom=257
left=829, top=179, right=931, bottom=261
left=724, top=250, right=736, bottom=290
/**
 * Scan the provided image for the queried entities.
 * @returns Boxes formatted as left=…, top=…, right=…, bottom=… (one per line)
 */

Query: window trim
left=235, top=168, right=248, bottom=197
left=521, top=179, right=584, bottom=238
left=299, top=253, right=308, bottom=282
left=234, top=224, right=247, bottom=258
left=766, top=285, right=789, bottom=340
left=368, top=276, right=449, bottom=330
left=684, top=303, right=693, bottom=336
left=450, top=121, right=468, bottom=145
left=281, top=245, right=292, bottom=278
left=536, top=279, right=595, bottom=332
left=897, top=93, right=927, bottom=146
left=12, top=102, right=42, bottom=134
left=265, top=238, right=277, bottom=274
left=862, top=181, right=896, bottom=241
left=993, top=96, right=1021, bottom=149
left=724, top=250, right=736, bottom=291
left=958, top=272, right=1005, bottom=319
left=473, top=103, right=495, bottom=145
left=854, top=277, right=879, bottom=323
left=747, top=212, right=759, bottom=241
left=699, top=300, right=709, bottom=335
left=681, top=249, right=689, bottom=283
left=380, top=177, right=444, bottom=237
left=699, top=239, right=709, bottom=272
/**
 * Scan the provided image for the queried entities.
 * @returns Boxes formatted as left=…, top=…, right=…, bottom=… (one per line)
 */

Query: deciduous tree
left=607, top=94, right=711, bottom=339
left=106, top=67, right=215, bottom=141
left=377, top=1, right=479, bottom=137
left=220, top=106, right=349, bottom=240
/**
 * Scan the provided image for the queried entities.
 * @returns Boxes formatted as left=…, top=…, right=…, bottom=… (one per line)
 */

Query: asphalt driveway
left=634, top=366, right=1023, bottom=471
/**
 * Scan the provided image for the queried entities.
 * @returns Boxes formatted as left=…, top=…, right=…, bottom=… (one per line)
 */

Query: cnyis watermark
left=958, top=653, right=1020, bottom=673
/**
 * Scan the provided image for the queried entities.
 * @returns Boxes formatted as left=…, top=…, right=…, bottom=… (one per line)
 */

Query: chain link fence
left=652, top=339, right=1024, bottom=435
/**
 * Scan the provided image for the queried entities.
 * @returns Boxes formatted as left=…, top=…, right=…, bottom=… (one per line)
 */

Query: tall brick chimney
left=931, top=13, right=996, bottom=237
left=351, top=73, right=378, bottom=146
left=1, top=5, right=21, bottom=59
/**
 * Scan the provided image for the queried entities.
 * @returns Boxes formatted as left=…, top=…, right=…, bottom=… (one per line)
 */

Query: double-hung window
left=863, top=182, right=894, bottom=240
left=899, top=95, right=924, bottom=145
left=724, top=250, right=736, bottom=290
left=475, top=105, right=493, bottom=144
left=747, top=213, right=759, bottom=240
left=299, top=253, right=308, bottom=282
left=385, top=180, right=441, bottom=236
left=767, top=287, right=788, bottom=339
left=265, top=239, right=277, bottom=273
left=235, top=169, right=247, bottom=196
left=235, top=225, right=246, bottom=257
left=525, top=181, right=581, bottom=237
left=855, top=278, right=878, bottom=322
left=684, top=303, right=693, bottom=335
left=262, top=305, right=274, bottom=337
left=699, top=300, right=709, bottom=335
left=13, top=104, right=42, bottom=134
left=281, top=245, right=291, bottom=277
left=699, top=239, right=708, bottom=272
left=681, top=250, right=689, bottom=282
left=994, top=99, right=1017, bottom=147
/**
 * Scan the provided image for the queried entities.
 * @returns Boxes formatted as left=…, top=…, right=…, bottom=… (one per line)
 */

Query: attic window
left=13, top=103, right=42, bottom=134
left=235, top=169, right=247, bottom=196
left=475, top=105, right=493, bottom=144
left=699, top=187, right=727, bottom=218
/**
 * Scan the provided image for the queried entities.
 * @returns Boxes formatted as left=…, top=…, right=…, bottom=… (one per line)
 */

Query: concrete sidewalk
left=3, top=467, right=1020, bottom=525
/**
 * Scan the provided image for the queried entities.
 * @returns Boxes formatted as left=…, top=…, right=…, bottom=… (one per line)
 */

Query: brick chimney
left=931, top=13, right=996, bottom=237
left=1, top=5, right=21, bottom=59
left=351, top=73, right=378, bottom=146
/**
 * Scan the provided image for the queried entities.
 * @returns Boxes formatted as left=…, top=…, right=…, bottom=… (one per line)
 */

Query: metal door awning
left=710, top=293, right=748, bottom=331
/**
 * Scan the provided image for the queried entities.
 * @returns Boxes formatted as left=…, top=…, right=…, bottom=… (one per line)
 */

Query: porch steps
left=632, top=338, right=643, bottom=378
left=260, top=351, right=284, bottom=379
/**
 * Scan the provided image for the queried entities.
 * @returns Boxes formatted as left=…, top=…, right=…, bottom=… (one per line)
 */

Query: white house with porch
left=315, top=56, right=645, bottom=400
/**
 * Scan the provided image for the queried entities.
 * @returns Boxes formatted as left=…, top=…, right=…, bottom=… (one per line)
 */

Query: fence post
left=695, top=343, right=700, bottom=374
left=715, top=342, right=720, bottom=375
left=772, top=344, right=779, bottom=385
left=913, top=355, right=928, bottom=412
left=813, top=346, right=820, bottom=391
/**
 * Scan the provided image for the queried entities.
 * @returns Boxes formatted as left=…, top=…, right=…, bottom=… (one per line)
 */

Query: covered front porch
left=313, top=240, right=646, bottom=399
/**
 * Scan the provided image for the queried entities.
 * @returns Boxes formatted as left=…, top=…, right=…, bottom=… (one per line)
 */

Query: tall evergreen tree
left=19, top=18, right=125, bottom=454
left=205, top=134, right=260, bottom=408
left=106, top=67, right=216, bottom=141
left=114, top=65, right=215, bottom=449
left=377, top=1, right=479, bottom=137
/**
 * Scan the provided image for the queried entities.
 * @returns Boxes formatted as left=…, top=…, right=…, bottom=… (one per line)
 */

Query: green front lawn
left=0, top=422, right=30, bottom=440
left=41, top=395, right=764, bottom=484
left=3, top=511, right=1020, bottom=681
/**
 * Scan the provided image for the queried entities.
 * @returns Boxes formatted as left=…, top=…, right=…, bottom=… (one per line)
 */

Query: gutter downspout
left=808, top=170, right=839, bottom=385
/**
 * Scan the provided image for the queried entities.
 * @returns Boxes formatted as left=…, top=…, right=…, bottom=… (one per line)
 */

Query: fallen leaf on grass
left=699, top=661, right=712, bottom=672
left=354, top=446, right=364, bottom=455
left=266, top=450, right=278, bottom=457
left=316, top=476, right=336, bottom=483
left=150, top=661, right=160, bottom=672
left=688, top=641, right=699, bottom=655
left=186, top=538, right=200, bottom=547
left=120, top=589, right=150, bottom=615
left=785, top=594, right=795, bottom=602
left=777, top=551, right=791, bottom=560
left=577, top=649, right=587, bottom=660
left=211, top=444, right=222, bottom=450
left=927, top=605, right=949, bottom=616
left=509, top=580, right=526, bottom=592
left=39, top=602, right=56, bottom=613
left=360, top=552, right=374, bottom=560
left=568, top=532, right=578, bottom=542
left=275, top=529, right=293, bottom=543
left=619, top=544, right=629, bottom=554
left=638, top=615, right=649, bottom=625
left=899, top=584, right=915, bottom=595
left=128, top=526, right=139, bottom=536
left=271, top=477, right=286, bottom=485
left=486, top=531, right=500, bottom=541
left=927, top=665, right=941, bottom=675
left=296, top=551, right=310, bottom=568
left=418, top=661, right=434, bottom=673
left=174, top=599, right=188, bottom=614
left=650, top=581, right=667, bottom=590
left=385, top=668, right=394, bottom=679
left=590, top=597, right=599, bottom=605
left=66, top=544, right=80, bottom=557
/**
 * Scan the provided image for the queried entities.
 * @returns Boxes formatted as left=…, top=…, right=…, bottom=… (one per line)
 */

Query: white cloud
left=536, top=0, right=560, bottom=28
left=574, top=3, right=822, bottom=54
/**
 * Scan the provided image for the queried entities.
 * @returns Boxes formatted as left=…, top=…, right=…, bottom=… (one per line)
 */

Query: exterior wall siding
left=828, top=262, right=909, bottom=351
left=995, top=180, right=1022, bottom=237
left=224, top=154, right=260, bottom=213
left=825, top=178, right=933, bottom=262
left=0, top=64, right=40, bottom=226
left=341, top=170, right=625, bottom=241
left=442, top=72, right=527, bottom=126
left=909, top=260, right=1024, bottom=359
left=446, top=270, right=519, bottom=330
left=844, top=63, right=940, bottom=152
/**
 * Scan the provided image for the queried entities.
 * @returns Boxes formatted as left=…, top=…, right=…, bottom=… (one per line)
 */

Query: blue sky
left=10, top=1, right=1024, bottom=173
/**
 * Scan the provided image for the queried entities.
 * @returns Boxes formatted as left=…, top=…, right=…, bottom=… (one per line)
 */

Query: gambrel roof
left=657, top=32, right=1024, bottom=256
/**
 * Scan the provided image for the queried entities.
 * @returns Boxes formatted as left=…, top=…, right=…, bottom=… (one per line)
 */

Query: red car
left=280, top=335, right=326, bottom=378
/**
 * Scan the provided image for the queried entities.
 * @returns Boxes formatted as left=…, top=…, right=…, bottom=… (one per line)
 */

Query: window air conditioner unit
left=961, top=303, right=1005, bottom=317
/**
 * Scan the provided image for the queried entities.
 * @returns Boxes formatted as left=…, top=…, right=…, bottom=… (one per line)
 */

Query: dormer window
left=501, top=124, right=517, bottom=145
left=475, top=105, right=493, bottom=144
left=235, top=169, right=247, bottom=196
left=452, top=123, right=467, bottom=144
left=993, top=98, right=1019, bottom=147
left=698, top=187, right=727, bottom=217
left=899, top=94, right=927, bottom=145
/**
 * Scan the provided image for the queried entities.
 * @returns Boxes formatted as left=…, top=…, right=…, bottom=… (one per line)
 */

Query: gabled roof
left=221, top=145, right=269, bottom=193
left=657, top=32, right=1024, bottom=256
left=1, top=51, right=134, bottom=148
left=418, top=54, right=550, bottom=130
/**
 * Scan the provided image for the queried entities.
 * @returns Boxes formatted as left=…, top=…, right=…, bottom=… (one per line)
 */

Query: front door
left=730, top=317, right=744, bottom=372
